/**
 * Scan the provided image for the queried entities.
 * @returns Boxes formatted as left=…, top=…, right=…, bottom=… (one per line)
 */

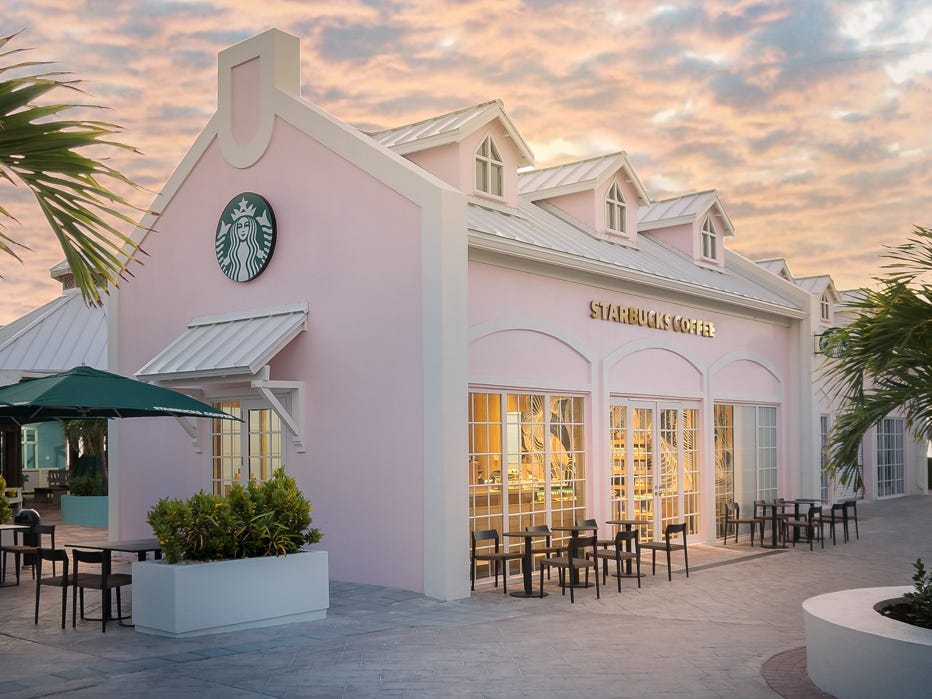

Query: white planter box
left=804, top=586, right=932, bottom=699
left=132, top=550, right=328, bottom=638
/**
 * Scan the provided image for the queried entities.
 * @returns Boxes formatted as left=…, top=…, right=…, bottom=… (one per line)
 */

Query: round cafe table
left=605, top=519, right=652, bottom=577
left=502, top=531, right=548, bottom=597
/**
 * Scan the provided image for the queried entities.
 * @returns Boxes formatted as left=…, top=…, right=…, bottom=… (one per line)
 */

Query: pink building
left=110, top=30, right=926, bottom=601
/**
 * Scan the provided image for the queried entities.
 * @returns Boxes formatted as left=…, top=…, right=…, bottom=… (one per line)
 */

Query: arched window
left=605, top=181, right=626, bottom=233
left=820, top=291, right=831, bottom=321
left=701, top=216, right=717, bottom=260
left=475, top=136, right=503, bottom=197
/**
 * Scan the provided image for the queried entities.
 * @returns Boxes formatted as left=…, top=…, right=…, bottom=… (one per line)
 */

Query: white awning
left=136, top=302, right=307, bottom=383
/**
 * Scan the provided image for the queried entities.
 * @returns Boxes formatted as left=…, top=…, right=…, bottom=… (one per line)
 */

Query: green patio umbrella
left=0, top=366, right=239, bottom=423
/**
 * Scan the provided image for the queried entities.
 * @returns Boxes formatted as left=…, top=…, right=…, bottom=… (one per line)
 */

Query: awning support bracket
left=252, top=378, right=305, bottom=452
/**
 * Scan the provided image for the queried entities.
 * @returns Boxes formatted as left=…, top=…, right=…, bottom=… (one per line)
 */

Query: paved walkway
left=0, top=496, right=929, bottom=697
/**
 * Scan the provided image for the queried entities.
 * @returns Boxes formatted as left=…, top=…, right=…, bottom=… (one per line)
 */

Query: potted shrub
left=0, top=475, right=13, bottom=523
left=132, top=468, right=327, bottom=638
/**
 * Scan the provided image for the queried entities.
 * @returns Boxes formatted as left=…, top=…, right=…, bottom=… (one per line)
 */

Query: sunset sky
left=2, top=0, right=930, bottom=324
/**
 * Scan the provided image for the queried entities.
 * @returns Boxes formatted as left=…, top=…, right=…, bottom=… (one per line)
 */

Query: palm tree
left=0, top=32, right=145, bottom=306
left=823, top=226, right=932, bottom=490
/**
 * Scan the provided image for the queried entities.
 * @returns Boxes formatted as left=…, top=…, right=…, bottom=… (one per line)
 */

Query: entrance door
left=609, top=400, right=700, bottom=541
left=211, top=399, right=284, bottom=494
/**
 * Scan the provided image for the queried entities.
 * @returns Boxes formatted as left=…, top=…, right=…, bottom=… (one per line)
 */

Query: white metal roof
left=367, top=99, right=534, bottom=167
left=0, top=289, right=106, bottom=381
left=136, top=303, right=307, bottom=383
left=638, top=190, right=735, bottom=236
left=756, top=258, right=795, bottom=281
left=468, top=200, right=804, bottom=314
left=518, top=152, right=650, bottom=203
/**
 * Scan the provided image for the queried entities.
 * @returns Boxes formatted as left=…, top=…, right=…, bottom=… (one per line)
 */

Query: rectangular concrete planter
left=60, top=494, right=108, bottom=527
left=132, top=550, right=328, bottom=638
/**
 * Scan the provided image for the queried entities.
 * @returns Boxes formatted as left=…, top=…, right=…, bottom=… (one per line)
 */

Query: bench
left=4, top=487, right=23, bottom=512
left=33, top=470, right=70, bottom=504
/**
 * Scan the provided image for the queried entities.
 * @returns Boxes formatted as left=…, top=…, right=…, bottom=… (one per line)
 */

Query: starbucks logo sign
left=215, top=193, right=276, bottom=282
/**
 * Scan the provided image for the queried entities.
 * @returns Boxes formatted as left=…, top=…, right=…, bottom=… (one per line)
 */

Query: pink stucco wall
left=116, top=118, right=427, bottom=591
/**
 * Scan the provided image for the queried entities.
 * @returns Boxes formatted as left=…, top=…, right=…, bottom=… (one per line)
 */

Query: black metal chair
left=1, top=523, right=55, bottom=585
left=640, top=523, right=689, bottom=581
left=723, top=502, right=764, bottom=546
left=577, top=519, right=613, bottom=549
left=539, top=534, right=600, bottom=603
left=845, top=499, right=860, bottom=539
left=35, top=548, right=70, bottom=629
left=470, top=529, right=522, bottom=594
left=824, top=502, right=848, bottom=545
left=591, top=529, right=641, bottom=592
left=71, top=548, right=132, bottom=632
left=525, top=525, right=565, bottom=579
left=783, top=505, right=824, bottom=551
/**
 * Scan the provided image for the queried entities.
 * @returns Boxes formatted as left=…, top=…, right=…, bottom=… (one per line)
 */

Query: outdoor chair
left=640, top=523, right=689, bottom=581
left=590, top=529, right=641, bottom=592
left=845, top=499, right=860, bottom=539
left=1, top=523, right=55, bottom=585
left=723, top=502, right=764, bottom=546
left=783, top=505, right=824, bottom=551
left=470, top=529, right=522, bottom=594
left=525, top=525, right=565, bottom=579
left=824, top=502, right=848, bottom=545
left=577, top=518, right=613, bottom=549
left=72, top=548, right=132, bottom=632
left=34, top=548, right=70, bottom=629
left=539, top=534, right=600, bottom=603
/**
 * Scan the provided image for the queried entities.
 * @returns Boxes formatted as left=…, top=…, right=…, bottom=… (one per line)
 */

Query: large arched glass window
left=475, top=136, right=504, bottom=197
left=605, top=181, right=626, bottom=233
left=701, top=216, right=717, bottom=260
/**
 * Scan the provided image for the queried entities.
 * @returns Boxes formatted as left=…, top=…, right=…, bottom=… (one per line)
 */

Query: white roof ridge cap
left=189, top=301, right=308, bottom=327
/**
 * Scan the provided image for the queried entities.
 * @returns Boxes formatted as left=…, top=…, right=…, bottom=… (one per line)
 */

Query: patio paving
left=0, top=495, right=929, bottom=697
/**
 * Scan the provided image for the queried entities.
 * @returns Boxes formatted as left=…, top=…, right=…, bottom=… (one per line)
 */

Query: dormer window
left=605, top=181, right=626, bottom=234
left=820, top=291, right=831, bottom=321
left=701, top=216, right=717, bottom=260
left=475, top=135, right=504, bottom=197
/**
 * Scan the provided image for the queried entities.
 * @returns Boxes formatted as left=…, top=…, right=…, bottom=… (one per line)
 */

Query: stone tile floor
left=0, top=495, right=929, bottom=697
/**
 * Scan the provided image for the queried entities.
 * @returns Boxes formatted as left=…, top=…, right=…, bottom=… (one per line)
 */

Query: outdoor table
left=605, top=519, right=652, bottom=577
left=66, top=538, right=162, bottom=625
left=788, top=499, right=823, bottom=543
left=551, top=524, right=598, bottom=587
left=502, top=531, right=549, bottom=598
left=0, top=524, right=30, bottom=587
left=758, top=503, right=788, bottom=549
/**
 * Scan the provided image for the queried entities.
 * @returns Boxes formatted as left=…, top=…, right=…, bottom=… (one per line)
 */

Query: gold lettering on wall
left=589, top=300, right=715, bottom=338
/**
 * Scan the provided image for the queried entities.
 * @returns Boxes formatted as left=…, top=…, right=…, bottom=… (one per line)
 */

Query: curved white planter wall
left=803, top=586, right=932, bottom=699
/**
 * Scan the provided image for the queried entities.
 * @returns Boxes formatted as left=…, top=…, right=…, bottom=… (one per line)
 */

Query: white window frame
left=211, top=397, right=286, bottom=495
left=876, top=417, right=905, bottom=498
left=475, top=135, right=504, bottom=197
left=820, top=292, right=831, bottom=321
left=605, top=181, right=626, bottom=233
left=701, top=216, right=717, bottom=260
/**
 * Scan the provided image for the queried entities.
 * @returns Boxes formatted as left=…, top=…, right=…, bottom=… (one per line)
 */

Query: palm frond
left=0, top=32, right=150, bottom=305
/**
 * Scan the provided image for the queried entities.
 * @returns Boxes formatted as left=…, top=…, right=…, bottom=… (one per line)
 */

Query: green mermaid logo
left=215, top=193, right=276, bottom=282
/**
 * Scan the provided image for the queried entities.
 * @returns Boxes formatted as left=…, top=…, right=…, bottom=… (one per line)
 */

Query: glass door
left=609, top=400, right=701, bottom=541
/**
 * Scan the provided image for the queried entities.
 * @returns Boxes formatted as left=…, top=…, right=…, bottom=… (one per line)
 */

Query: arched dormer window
left=820, top=291, right=831, bottom=321
left=475, top=135, right=504, bottom=197
left=605, top=181, right=626, bottom=234
left=701, top=216, right=717, bottom=260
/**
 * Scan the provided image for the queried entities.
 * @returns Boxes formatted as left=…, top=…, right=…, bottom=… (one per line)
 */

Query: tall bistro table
left=605, top=519, right=652, bottom=577
left=502, top=531, right=549, bottom=598
left=66, top=539, right=162, bottom=625
left=0, top=523, right=30, bottom=587
left=550, top=523, right=598, bottom=588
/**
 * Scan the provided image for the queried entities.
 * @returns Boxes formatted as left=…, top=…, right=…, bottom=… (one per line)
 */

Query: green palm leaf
left=822, top=226, right=932, bottom=490
left=0, top=32, right=148, bottom=305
